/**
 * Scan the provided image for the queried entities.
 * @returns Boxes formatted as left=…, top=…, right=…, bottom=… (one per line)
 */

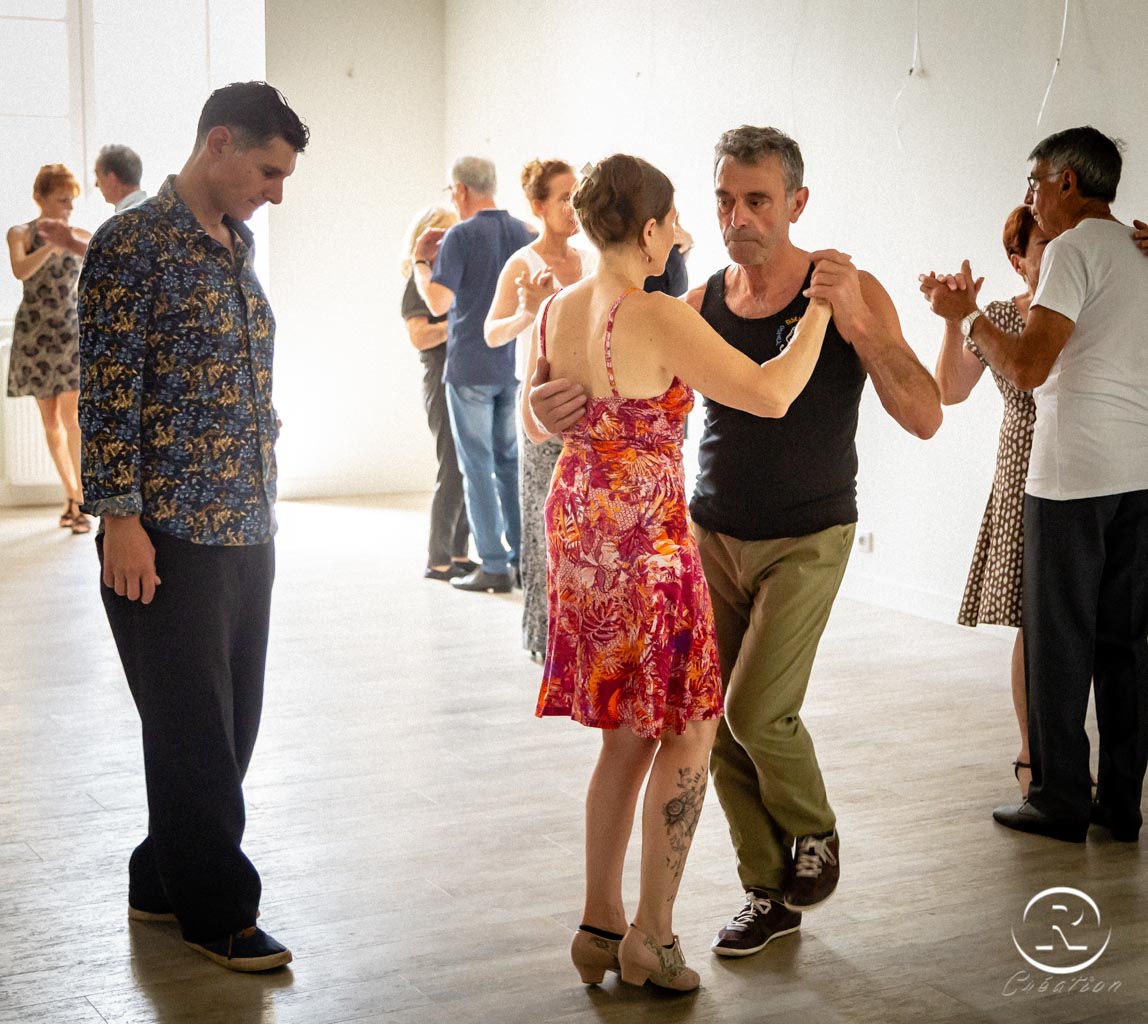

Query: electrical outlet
left=855, top=531, right=874, bottom=553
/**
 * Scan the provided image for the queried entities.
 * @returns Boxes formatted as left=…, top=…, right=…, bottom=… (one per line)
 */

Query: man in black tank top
left=687, top=128, right=941, bottom=958
left=526, top=127, right=941, bottom=957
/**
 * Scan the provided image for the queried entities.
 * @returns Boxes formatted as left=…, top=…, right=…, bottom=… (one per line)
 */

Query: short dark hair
left=196, top=81, right=309, bottom=152
left=1028, top=125, right=1123, bottom=203
left=572, top=154, right=674, bottom=250
left=96, top=144, right=142, bottom=187
left=713, top=125, right=804, bottom=195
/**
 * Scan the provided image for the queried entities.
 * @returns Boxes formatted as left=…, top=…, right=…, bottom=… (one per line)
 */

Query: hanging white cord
left=788, top=0, right=810, bottom=139
left=1036, top=0, right=1070, bottom=127
left=890, top=0, right=923, bottom=151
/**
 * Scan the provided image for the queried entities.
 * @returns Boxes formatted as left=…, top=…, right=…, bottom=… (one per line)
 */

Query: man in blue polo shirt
left=414, top=157, right=534, bottom=593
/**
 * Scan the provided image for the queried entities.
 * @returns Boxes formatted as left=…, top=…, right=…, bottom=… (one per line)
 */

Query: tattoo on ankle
left=663, top=766, right=707, bottom=887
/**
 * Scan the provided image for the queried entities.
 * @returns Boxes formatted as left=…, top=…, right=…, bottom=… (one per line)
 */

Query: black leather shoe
left=992, top=801, right=1087, bottom=843
left=425, top=561, right=480, bottom=581
left=450, top=567, right=513, bottom=593
left=1090, top=801, right=1141, bottom=842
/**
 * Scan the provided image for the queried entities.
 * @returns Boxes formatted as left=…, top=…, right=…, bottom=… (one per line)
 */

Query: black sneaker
left=185, top=926, right=292, bottom=972
left=711, top=891, right=801, bottom=957
left=783, top=829, right=840, bottom=912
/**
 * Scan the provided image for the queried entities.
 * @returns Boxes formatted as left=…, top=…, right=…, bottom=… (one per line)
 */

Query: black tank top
left=689, top=266, right=865, bottom=540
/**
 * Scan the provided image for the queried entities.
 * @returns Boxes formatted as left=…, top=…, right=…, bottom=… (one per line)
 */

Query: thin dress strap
left=538, top=292, right=559, bottom=359
left=603, top=288, right=639, bottom=398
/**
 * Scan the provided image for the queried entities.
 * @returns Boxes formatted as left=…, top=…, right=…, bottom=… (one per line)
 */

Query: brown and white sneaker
left=782, top=829, right=839, bottom=912
left=710, top=891, right=802, bottom=957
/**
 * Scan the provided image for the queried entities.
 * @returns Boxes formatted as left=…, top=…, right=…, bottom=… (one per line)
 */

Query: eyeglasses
left=1026, top=171, right=1060, bottom=192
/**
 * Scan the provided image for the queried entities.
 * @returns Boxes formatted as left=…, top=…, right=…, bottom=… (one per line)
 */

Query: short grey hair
left=1028, top=125, right=1123, bottom=203
left=96, top=144, right=143, bottom=187
left=713, top=126, right=803, bottom=195
left=451, top=156, right=497, bottom=197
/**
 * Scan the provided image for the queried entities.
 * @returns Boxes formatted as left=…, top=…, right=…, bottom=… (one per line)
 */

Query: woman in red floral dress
left=520, top=154, right=833, bottom=991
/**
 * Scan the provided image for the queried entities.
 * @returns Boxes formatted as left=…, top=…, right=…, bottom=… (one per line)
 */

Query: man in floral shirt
left=79, top=81, right=308, bottom=973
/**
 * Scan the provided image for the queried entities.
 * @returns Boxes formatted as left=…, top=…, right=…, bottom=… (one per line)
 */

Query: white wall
left=264, top=0, right=446, bottom=498
left=439, top=0, right=1148, bottom=621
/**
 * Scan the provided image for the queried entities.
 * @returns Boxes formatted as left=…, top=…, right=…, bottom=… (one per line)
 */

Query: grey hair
left=1028, top=126, right=1123, bottom=203
left=96, top=144, right=143, bottom=187
left=451, top=156, right=497, bottom=196
left=713, top=125, right=804, bottom=195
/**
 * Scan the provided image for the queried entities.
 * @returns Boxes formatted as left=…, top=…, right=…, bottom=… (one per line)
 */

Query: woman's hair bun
left=571, top=154, right=673, bottom=249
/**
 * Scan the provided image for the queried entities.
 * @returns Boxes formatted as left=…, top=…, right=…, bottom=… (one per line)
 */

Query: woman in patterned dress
left=485, top=159, right=591, bottom=659
left=932, top=206, right=1046, bottom=797
left=520, top=154, right=833, bottom=991
left=6, top=164, right=92, bottom=532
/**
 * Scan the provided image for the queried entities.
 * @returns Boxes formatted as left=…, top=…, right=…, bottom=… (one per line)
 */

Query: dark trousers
left=1023, top=490, right=1148, bottom=829
left=421, top=346, right=470, bottom=566
left=98, top=529, right=274, bottom=942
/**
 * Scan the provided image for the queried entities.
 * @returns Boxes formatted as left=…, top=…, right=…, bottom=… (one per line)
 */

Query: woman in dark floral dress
left=6, top=164, right=91, bottom=532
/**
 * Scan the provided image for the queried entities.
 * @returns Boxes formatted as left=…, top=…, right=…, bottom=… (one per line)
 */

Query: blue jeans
left=446, top=381, right=520, bottom=575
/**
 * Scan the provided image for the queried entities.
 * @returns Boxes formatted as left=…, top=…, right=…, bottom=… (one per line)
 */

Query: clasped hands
left=35, top=218, right=75, bottom=251
left=919, top=260, right=983, bottom=321
left=413, top=226, right=446, bottom=263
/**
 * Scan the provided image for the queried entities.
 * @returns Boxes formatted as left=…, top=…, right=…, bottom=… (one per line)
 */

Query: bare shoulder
left=6, top=223, right=28, bottom=244
left=501, top=254, right=528, bottom=277
left=857, top=268, right=888, bottom=297
left=857, top=269, right=899, bottom=318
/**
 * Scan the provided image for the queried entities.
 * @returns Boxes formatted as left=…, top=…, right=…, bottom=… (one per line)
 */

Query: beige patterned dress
left=957, top=299, right=1036, bottom=628
left=6, top=222, right=81, bottom=398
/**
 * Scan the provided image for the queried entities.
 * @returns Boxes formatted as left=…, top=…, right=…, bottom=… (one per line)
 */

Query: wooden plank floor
left=1, top=496, right=1144, bottom=1024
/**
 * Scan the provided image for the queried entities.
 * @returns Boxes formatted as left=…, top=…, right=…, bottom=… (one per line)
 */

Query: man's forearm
left=853, top=324, right=942, bottom=438
left=968, top=318, right=1042, bottom=390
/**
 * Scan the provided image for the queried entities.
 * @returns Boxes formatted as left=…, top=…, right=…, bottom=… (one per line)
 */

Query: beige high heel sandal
left=618, top=925, right=699, bottom=991
left=570, top=929, right=620, bottom=984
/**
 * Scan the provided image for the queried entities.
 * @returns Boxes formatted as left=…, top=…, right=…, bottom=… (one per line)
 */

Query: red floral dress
left=535, top=289, right=724, bottom=738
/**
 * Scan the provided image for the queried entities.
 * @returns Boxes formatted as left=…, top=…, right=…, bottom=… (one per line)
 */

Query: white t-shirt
left=508, top=242, right=598, bottom=381
left=1027, top=217, right=1148, bottom=500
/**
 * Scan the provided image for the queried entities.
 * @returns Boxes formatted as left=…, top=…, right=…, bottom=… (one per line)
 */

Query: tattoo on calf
left=664, top=766, right=707, bottom=889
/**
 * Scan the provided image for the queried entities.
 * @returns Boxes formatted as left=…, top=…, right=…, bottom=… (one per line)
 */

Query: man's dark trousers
left=98, top=528, right=274, bottom=942
left=1023, top=489, right=1148, bottom=832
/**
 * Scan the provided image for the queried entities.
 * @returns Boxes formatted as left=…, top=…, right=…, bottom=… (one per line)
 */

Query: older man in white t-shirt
left=922, top=125, right=1148, bottom=844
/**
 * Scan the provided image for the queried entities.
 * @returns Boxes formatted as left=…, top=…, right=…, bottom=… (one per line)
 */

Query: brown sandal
left=59, top=500, right=76, bottom=528
left=69, top=501, right=91, bottom=535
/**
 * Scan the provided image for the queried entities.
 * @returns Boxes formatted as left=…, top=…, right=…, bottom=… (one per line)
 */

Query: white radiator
left=1, top=340, right=61, bottom=487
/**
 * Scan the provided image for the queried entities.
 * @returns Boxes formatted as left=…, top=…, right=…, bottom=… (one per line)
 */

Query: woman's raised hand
left=517, top=267, right=557, bottom=316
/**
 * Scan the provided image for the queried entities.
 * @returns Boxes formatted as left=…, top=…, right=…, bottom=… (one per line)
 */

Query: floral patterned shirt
left=79, top=176, right=278, bottom=545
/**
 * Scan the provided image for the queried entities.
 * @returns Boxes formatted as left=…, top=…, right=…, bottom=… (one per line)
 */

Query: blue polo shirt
left=431, top=208, right=534, bottom=386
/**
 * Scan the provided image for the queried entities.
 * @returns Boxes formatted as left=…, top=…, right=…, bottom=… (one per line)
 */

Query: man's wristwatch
left=414, top=258, right=432, bottom=268
left=959, top=309, right=984, bottom=339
